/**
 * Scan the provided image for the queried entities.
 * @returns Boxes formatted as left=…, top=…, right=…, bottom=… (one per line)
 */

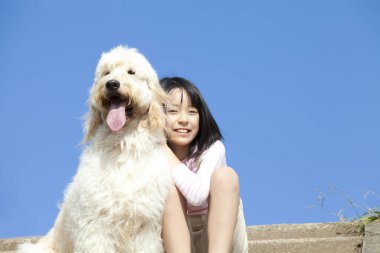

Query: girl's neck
left=169, top=143, right=189, bottom=161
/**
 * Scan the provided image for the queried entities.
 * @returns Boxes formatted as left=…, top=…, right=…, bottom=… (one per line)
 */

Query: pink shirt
left=171, top=140, right=227, bottom=215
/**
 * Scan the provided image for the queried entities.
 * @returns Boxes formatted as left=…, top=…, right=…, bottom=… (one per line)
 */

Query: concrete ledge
left=249, top=236, right=363, bottom=253
left=247, top=222, right=363, bottom=253
left=247, top=222, right=360, bottom=240
left=0, top=222, right=372, bottom=253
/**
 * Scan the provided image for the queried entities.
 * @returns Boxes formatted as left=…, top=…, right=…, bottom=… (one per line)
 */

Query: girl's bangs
left=182, top=86, right=201, bottom=110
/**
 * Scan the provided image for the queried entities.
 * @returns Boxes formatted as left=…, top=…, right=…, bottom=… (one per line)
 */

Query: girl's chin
left=168, top=138, right=192, bottom=147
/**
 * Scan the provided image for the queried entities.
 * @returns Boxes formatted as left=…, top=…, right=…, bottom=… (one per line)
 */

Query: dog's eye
left=128, top=69, right=135, bottom=75
left=104, top=71, right=110, bottom=76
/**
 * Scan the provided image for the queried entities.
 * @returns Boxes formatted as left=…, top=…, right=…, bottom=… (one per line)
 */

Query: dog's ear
left=82, top=104, right=102, bottom=143
left=145, top=76, right=168, bottom=133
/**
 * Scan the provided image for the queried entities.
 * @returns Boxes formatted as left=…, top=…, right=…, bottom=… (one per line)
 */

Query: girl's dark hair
left=160, top=77, right=223, bottom=160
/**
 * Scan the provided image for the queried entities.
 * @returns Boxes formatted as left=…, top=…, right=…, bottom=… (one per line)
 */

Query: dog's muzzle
left=103, top=79, right=133, bottom=133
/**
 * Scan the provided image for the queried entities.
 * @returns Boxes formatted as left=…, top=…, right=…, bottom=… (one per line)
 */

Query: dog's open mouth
left=104, top=94, right=134, bottom=132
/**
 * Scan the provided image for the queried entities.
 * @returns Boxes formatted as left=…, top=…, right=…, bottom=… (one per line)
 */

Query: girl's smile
left=174, top=128, right=191, bottom=134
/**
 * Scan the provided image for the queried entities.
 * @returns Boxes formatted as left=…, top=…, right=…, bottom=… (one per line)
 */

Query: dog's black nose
left=106, top=80, right=120, bottom=91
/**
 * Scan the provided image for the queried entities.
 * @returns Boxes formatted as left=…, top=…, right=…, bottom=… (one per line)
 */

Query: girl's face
left=166, top=88, right=200, bottom=151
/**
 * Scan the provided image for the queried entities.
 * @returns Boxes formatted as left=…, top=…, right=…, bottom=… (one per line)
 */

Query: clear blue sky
left=1, top=0, right=379, bottom=238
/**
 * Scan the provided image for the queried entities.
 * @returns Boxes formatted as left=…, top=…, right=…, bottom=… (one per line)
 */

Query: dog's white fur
left=17, top=46, right=172, bottom=253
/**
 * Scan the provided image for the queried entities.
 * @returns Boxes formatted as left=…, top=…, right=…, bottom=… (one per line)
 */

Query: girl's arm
left=162, top=145, right=191, bottom=252
left=171, top=140, right=226, bottom=206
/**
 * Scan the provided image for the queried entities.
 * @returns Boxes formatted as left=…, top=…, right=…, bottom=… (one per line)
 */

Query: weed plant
left=308, top=187, right=380, bottom=234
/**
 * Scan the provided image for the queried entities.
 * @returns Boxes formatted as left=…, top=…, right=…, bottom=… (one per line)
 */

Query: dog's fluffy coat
left=17, top=46, right=172, bottom=253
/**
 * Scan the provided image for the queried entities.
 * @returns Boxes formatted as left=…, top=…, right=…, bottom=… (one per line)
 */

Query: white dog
left=17, top=46, right=173, bottom=253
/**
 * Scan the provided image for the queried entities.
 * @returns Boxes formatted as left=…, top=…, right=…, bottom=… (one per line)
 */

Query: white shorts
left=187, top=199, right=248, bottom=253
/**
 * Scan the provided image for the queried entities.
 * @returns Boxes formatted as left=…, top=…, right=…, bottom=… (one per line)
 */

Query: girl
left=160, top=77, right=248, bottom=253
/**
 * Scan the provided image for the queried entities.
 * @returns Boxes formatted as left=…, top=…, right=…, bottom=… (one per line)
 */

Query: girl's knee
left=211, top=167, right=239, bottom=193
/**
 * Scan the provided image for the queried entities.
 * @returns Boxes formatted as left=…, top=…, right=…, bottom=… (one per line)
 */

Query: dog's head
left=83, top=46, right=167, bottom=142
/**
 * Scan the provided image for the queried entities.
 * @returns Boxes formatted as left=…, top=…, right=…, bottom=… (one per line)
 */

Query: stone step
left=249, top=236, right=363, bottom=253
left=247, top=222, right=360, bottom=240
left=0, top=237, right=364, bottom=253
left=0, top=223, right=367, bottom=253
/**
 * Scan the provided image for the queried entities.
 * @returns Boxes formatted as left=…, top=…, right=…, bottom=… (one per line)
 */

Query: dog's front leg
left=73, top=231, right=116, bottom=253
left=134, top=223, right=164, bottom=253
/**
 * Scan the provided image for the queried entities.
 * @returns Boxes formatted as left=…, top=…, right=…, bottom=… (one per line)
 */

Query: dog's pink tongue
left=107, top=104, right=127, bottom=132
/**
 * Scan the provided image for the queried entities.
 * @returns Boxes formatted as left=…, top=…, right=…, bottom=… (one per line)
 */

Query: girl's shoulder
left=203, top=140, right=226, bottom=156
left=186, top=141, right=226, bottom=170
left=211, top=140, right=225, bottom=149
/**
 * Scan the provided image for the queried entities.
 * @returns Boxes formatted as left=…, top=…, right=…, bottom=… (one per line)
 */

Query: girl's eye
left=189, top=109, right=198, bottom=114
left=128, top=69, right=135, bottom=75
